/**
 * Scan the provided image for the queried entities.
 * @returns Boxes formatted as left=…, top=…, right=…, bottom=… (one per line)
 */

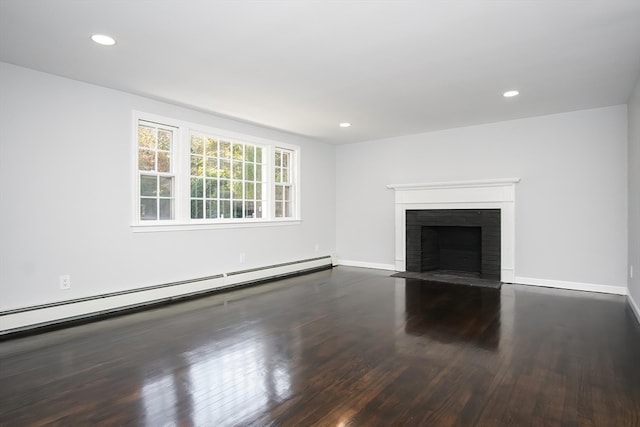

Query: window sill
left=131, top=219, right=301, bottom=233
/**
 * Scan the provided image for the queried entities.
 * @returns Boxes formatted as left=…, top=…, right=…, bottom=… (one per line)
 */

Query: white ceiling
left=1, top=1, right=639, bottom=144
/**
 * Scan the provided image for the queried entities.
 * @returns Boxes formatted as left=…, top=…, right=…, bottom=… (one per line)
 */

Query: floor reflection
left=140, top=328, right=292, bottom=427
left=403, top=279, right=501, bottom=350
left=4, top=267, right=639, bottom=425
left=141, top=373, right=179, bottom=426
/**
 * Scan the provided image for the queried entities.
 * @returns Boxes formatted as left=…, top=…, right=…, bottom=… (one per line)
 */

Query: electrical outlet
left=239, top=253, right=246, bottom=263
left=59, top=275, right=71, bottom=289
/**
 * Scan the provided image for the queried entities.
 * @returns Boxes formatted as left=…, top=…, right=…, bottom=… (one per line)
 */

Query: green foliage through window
left=189, top=133, right=265, bottom=220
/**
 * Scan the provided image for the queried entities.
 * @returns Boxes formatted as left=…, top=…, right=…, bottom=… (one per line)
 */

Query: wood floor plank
left=1, top=266, right=639, bottom=426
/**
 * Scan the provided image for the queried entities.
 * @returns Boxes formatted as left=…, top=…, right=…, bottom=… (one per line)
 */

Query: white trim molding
left=387, top=178, right=521, bottom=191
left=387, top=178, right=520, bottom=283
left=336, top=259, right=396, bottom=271
left=629, top=293, right=640, bottom=323
left=514, top=276, right=627, bottom=296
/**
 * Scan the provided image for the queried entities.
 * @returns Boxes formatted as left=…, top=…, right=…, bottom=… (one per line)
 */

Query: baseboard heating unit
left=0, top=256, right=333, bottom=338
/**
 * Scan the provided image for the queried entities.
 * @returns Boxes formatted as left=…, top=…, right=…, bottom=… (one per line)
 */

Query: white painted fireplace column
left=387, top=178, right=520, bottom=283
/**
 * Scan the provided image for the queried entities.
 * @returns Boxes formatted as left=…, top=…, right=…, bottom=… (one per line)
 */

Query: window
left=274, top=148, right=294, bottom=218
left=137, top=121, right=176, bottom=221
left=134, top=113, right=299, bottom=229
left=189, top=133, right=266, bottom=220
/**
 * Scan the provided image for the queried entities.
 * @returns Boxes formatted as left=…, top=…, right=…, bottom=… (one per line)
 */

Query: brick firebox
left=406, top=209, right=501, bottom=280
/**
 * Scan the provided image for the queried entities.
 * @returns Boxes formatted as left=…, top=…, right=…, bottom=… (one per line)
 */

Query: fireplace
left=387, top=178, right=519, bottom=283
left=406, top=209, right=501, bottom=280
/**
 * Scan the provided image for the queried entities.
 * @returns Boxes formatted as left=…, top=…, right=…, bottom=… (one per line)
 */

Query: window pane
left=275, top=168, right=281, bottom=183
left=220, top=180, right=231, bottom=198
left=191, top=155, right=203, bottom=176
left=255, top=201, right=262, bottom=218
left=233, top=162, right=243, bottom=180
left=220, top=160, right=230, bottom=178
left=245, top=145, right=254, bottom=162
left=220, top=141, right=231, bottom=159
left=220, top=200, right=231, bottom=218
left=206, top=137, right=218, bottom=156
left=206, top=200, right=218, bottom=219
left=282, top=152, right=289, bottom=167
left=275, top=186, right=283, bottom=201
left=191, top=178, right=203, bottom=198
left=138, top=126, right=155, bottom=149
left=245, top=163, right=254, bottom=181
left=284, top=202, right=291, bottom=217
left=275, top=151, right=281, bottom=167
left=205, top=157, right=217, bottom=177
left=140, top=175, right=157, bottom=196
left=282, top=168, right=289, bottom=183
left=245, top=182, right=255, bottom=199
left=275, top=202, right=283, bottom=218
left=157, top=152, right=170, bottom=173
left=158, top=130, right=171, bottom=151
left=256, top=183, right=262, bottom=200
left=140, top=198, right=157, bottom=220
left=233, top=144, right=243, bottom=160
left=159, top=199, right=173, bottom=220
left=255, top=147, right=262, bottom=163
left=232, top=182, right=243, bottom=199
left=256, top=165, right=262, bottom=181
left=233, top=201, right=243, bottom=218
left=138, top=149, right=155, bottom=171
left=191, top=199, right=203, bottom=219
left=159, top=176, right=173, bottom=197
left=205, top=179, right=218, bottom=198
left=245, top=201, right=255, bottom=218
left=190, top=135, right=203, bottom=154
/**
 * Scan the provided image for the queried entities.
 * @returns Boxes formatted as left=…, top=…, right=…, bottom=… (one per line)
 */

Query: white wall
left=629, top=75, right=640, bottom=314
left=0, top=60, right=633, bottom=325
left=336, top=106, right=628, bottom=289
left=0, top=62, right=336, bottom=311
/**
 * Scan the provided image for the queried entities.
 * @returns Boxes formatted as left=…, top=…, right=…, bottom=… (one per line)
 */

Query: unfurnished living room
left=1, top=1, right=639, bottom=426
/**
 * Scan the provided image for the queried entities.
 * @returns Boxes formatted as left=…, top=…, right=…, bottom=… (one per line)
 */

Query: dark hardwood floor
left=1, top=266, right=639, bottom=426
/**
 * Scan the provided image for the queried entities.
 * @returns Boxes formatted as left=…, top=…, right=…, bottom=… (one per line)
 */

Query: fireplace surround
left=406, top=209, right=501, bottom=280
left=387, top=178, right=519, bottom=283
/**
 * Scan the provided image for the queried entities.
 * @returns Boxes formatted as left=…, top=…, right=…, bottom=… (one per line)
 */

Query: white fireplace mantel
left=388, top=178, right=520, bottom=282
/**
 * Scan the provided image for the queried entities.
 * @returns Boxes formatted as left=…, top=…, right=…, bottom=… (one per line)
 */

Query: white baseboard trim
left=628, top=293, right=640, bottom=324
left=513, top=276, right=627, bottom=296
left=336, top=259, right=396, bottom=271
left=0, top=256, right=332, bottom=335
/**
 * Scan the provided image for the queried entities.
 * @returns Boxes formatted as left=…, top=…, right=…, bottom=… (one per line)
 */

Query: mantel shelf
left=386, top=178, right=521, bottom=190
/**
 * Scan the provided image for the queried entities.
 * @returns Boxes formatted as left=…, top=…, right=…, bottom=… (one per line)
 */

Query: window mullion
left=178, top=127, right=189, bottom=222
left=155, top=127, right=161, bottom=220
left=266, top=145, right=273, bottom=220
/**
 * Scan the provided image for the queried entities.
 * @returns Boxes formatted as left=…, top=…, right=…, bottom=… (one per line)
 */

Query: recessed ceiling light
left=339, top=122, right=351, bottom=128
left=91, top=34, right=116, bottom=46
left=503, top=90, right=519, bottom=98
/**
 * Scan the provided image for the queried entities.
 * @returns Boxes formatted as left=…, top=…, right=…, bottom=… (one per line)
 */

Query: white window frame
left=135, top=120, right=181, bottom=224
left=273, top=147, right=297, bottom=219
left=132, top=111, right=301, bottom=232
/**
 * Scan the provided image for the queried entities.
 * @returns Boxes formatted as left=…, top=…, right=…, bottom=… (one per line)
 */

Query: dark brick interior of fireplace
left=406, top=209, right=501, bottom=280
